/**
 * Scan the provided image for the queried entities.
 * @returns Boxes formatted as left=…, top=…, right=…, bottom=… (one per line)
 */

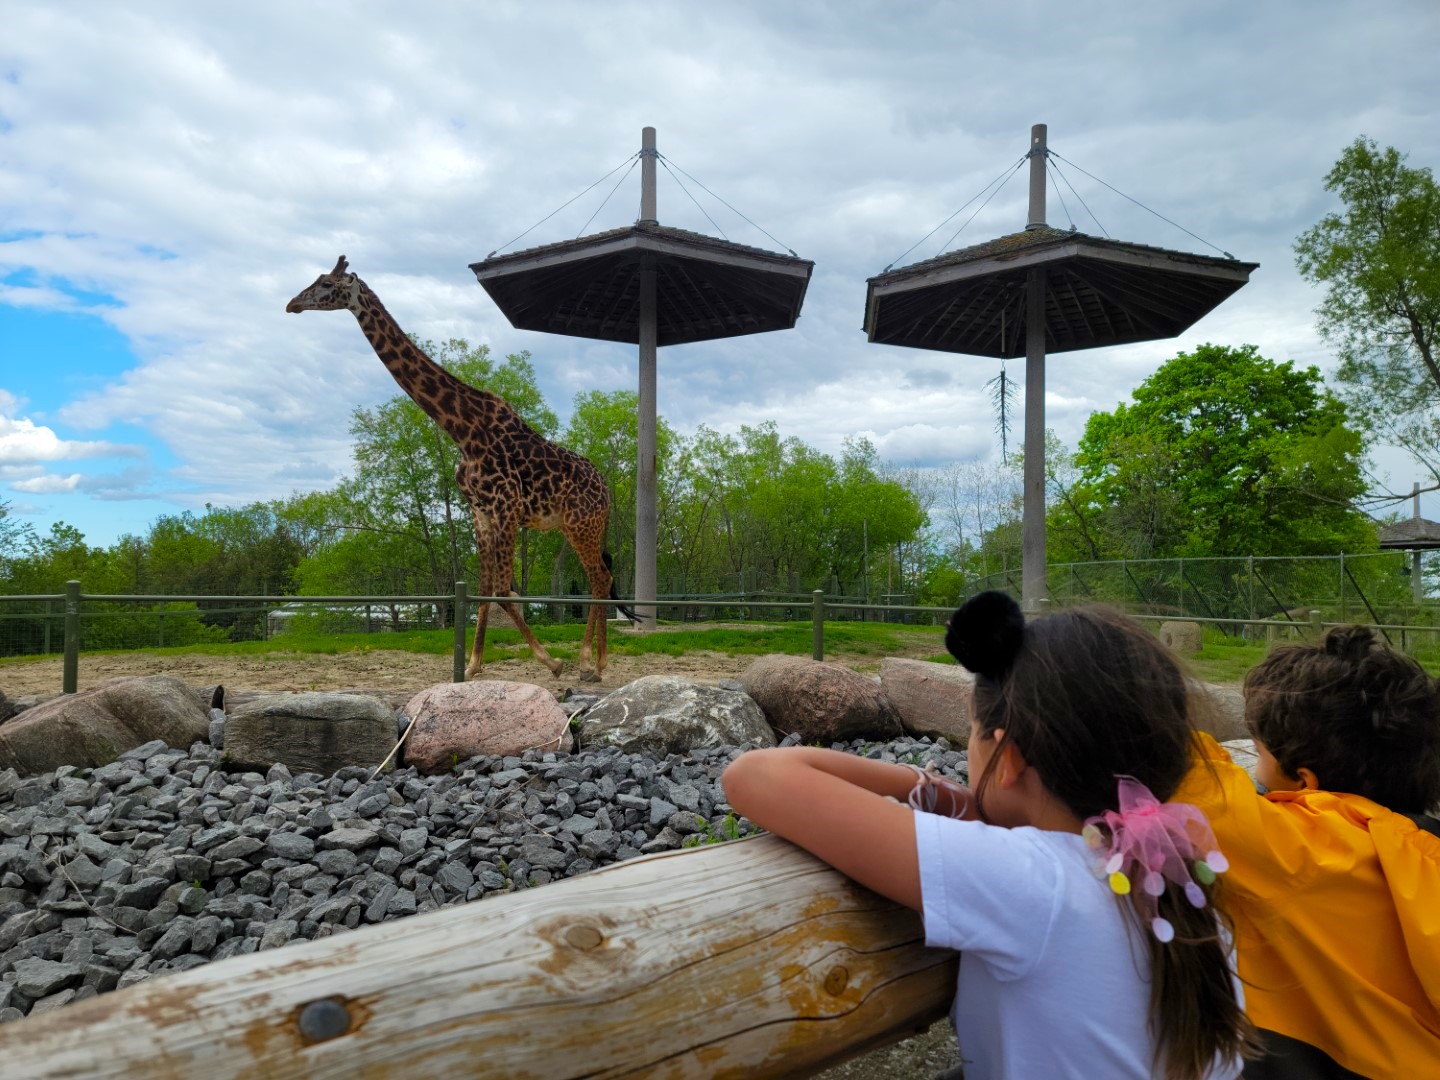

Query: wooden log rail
left=0, top=835, right=957, bottom=1078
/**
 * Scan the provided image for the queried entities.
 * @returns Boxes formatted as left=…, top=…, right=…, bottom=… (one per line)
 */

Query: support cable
left=575, top=156, right=640, bottom=238
left=883, top=155, right=1026, bottom=271
left=1048, top=148, right=1232, bottom=258
left=658, top=158, right=728, bottom=240
left=485, top=153, right=639, bottom=258
left=656, top=153, right=797, bottom=255
left=935, top=159, right=1025, bottom=257
left=1048, top=155, right=1108, bottom=237
left=1046, top=162, right=1075, bottom=230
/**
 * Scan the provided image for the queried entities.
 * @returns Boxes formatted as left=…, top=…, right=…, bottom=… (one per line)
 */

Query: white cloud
left=0, top=0, right=1437, bottom=541
left=0, top=414, right=143, bottom=465
left=11, top=472, right=80, bottom=493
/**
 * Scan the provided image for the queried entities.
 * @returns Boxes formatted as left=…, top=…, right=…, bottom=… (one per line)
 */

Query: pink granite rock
left=402, top=681, right=570, bottom=774
left=879, top=658, right=974, bottom=744
left=740, top=655, right=902, bottom=743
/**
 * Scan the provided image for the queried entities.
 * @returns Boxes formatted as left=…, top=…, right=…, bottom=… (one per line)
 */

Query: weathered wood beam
left=0, top=835, right=956, bottom=1079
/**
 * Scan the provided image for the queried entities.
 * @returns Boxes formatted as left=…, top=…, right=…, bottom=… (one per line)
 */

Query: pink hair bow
left=1081, top=776, right=1229, bottom=943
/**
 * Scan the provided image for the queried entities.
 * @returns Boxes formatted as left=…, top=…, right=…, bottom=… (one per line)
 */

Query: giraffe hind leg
left=568, top=518, right=614, bottom=682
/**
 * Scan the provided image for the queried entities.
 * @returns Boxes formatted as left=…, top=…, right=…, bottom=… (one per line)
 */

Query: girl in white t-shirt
left=722, top=591, right=1255, bottom=1079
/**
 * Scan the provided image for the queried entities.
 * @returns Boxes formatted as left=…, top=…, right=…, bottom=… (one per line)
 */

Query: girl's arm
left=722, top=747, right=951, bottom=911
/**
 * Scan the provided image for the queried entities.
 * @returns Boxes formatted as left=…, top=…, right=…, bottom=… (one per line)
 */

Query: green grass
left=0, top=619, right=945, bottom=668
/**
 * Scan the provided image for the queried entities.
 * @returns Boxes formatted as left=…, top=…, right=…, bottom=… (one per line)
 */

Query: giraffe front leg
left=466, top=600, right=490, bottom=679
left=573, top=601, right=601, bottom=685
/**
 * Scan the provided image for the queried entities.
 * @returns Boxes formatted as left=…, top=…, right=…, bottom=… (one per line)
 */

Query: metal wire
left=1048, top=148, right=1232, bottom=257
left=657, top=153, right=797, bottom=255
left=485, top=153, right=639, bottom=258
left=883, top=155, right=1026, bottom=271
left=1047, top=155, right=1108, bottom=237
left=935, top=159, right=1025, bottom=257
left=1046, top=161, right=1075, bottom=230
left=658, top=157, right=727, bottom=240
left=575, top=156, right=640, bottom=239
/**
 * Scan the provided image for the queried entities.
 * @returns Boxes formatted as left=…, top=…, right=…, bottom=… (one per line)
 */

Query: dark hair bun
left=946, top=590, right=1025, bottom=680
left=1324, top=625, right=1378, bottom=664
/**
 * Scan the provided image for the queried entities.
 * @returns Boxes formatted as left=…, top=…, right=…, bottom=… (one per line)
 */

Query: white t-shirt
left=914, top=812, right=1242, bottom=1080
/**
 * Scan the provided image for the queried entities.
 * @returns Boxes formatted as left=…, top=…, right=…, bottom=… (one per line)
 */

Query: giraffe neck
left=348, top=279, right=501, bottom=441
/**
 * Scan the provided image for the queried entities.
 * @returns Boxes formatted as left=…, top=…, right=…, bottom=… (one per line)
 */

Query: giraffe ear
left=331, top=255, right=349, bottom=276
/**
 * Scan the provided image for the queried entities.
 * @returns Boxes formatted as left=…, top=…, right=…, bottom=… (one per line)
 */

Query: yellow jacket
left=1177, top=734, right=1440, bottom=1077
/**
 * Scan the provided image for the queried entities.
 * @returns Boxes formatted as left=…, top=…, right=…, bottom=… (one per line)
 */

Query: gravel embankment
left=0, top=731, right=967, bottom=1028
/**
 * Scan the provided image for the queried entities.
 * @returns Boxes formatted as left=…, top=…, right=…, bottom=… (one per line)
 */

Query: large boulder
left=224, top=693, right=395, bottom=776
left=577, top=676, right=776, bottom=756
left=879, top=658, right=974, bottom=745
left=0, top=675, right=208, bottom=775
left=403, top=682, right=569, bottom=775
left=740, top=655, right=901, bottom=743
left=1220, top=738, right=1261, bottom=782
left=1189, top=681, right=1248, bottom=742
left=1160, top=621, right=1205, bottom=655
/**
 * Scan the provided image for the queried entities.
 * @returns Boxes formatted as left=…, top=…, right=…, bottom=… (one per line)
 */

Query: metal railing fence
left=5, top=576, right=1440, bottom=697
left=1, top=582, right=946, bottom=695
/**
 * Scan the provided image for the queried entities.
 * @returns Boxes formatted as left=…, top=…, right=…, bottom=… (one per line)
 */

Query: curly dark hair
left=1243, top=626, right=1440, bottom=813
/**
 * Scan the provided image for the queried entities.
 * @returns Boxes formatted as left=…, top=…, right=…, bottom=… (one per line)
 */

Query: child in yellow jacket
left=1177, top=625, right=1440, bottom=1078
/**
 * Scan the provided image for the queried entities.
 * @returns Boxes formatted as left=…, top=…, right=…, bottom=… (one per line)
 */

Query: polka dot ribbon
left=1081, top=776, right=1229, bottom=943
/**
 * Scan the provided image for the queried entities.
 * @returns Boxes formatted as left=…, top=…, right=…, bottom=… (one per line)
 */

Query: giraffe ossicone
left=286, top=256, right=631, bottom=683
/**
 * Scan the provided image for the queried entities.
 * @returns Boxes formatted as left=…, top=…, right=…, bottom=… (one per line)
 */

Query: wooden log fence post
left=812, top=589, right=825, bottom=660
left=452, top=581, right=468, bottom=683
left=62, top=580, right=80, bottom=695
left=0, top=835, right=956, bottom=1078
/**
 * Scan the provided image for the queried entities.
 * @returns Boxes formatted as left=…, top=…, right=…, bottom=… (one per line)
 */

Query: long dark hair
left=952, top=596, right=1255, bottom=1080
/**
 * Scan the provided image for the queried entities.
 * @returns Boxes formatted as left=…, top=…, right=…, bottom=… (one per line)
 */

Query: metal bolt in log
left=296, top=997, right=353, bottom=1044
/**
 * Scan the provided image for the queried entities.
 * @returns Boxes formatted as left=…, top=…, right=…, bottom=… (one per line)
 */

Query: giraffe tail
left=603, top=552, right=638, bottom=623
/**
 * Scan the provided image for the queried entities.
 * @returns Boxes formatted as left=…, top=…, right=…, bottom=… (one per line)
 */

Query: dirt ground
left=0, top=648, right=759, bottom=700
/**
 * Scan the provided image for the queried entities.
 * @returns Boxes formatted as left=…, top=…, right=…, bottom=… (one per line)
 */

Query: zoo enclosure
left=5, top=574, right=1440, bottom=697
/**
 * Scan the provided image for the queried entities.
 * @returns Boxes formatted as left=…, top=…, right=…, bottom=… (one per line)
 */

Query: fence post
left=62, top=580, right=80, bottom=695
left=42, top=600, right=52, bottom=655
left=1338, top=552, right=1346, bottom=622
left=453, top=582, right=468, bottom=683
left=1308, top=609, right=1322, bottom=641
left=812, top=590, right=825, bottom=661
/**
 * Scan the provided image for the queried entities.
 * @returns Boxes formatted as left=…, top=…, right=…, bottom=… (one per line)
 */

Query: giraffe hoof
left=578, top=669, right=601, bottom=684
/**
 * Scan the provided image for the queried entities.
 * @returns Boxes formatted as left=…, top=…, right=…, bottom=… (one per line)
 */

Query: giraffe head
left=285, top=255, right=359, bottom=313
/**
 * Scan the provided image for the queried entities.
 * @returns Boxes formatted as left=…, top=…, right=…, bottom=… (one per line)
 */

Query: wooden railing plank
left=0, top=835, right=956, bottom=1079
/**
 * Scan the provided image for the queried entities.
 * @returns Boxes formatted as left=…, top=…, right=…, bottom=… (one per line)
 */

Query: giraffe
left=286, top=255, right=629, bottom=682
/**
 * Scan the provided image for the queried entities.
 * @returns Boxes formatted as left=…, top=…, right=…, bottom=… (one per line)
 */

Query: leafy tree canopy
left=1056, top=344, right=1373, bottom=558
left=1295, top=138, right=1440, bottom=477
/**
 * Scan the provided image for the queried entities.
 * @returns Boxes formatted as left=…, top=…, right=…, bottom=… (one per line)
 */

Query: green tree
left=1295, top=138, right=1440, bottom=477
left=1060, top=344, right=1373, bottom=559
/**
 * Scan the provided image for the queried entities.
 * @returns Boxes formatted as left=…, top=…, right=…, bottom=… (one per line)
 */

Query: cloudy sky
left=2, top=1, right=1437, bottom=546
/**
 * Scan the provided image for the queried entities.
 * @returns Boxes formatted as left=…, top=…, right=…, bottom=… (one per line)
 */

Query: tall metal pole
left=1022, top=124, right=1049, bottom=611
left=1413, top=481, right=1424, bottom=605
left=635, top=127, right=659, bottom=630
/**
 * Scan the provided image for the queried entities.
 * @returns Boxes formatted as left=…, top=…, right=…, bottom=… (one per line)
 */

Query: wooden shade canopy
left=471, top=223, right=812, bottom=346
left=864, top=124, right=1256, bottom=609
left=864, top=226, right=1257, bottom=357
left=471, top=127, right=810, bottom=630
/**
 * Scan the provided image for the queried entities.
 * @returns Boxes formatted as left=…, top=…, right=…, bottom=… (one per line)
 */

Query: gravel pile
left=0, top=731, right=966, bottom=1021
